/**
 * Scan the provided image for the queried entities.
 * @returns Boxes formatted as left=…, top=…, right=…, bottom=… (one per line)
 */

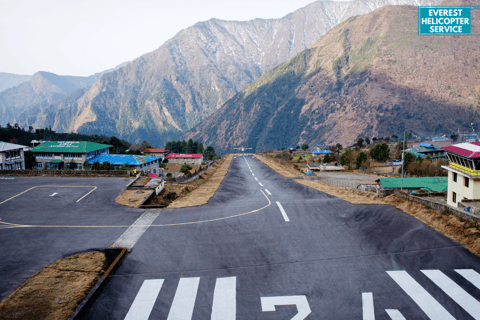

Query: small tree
left=301, top=143, right=309, bottom=151
left=281, top=147, right=285, bottom=151
left=68, top=160, right=78, bottom=170
left=180, top=164, right=192, bottom=175
left=450, top=133, right=459, bottom=142
left=365, top=137, right=371, bottom=145
left=91, top=161, right=101, bottom=170
left=323, top=153, right=333, bottom=163
left=356, top=152, right=368, bottom=169
left=101, top=161, right=114, bottom=170
left=24, top=151, right=37, bottom=170
left=404, top=152, right=416, bottom=169
left=357, top=138, right=364, bottom=147
left=369, top=143, right=390, bottom=162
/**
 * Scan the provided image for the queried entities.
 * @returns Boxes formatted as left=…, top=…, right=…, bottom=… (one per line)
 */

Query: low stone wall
left=0, top=169, right=133, bottom=178
left=393, top=190, right=480, bottom=227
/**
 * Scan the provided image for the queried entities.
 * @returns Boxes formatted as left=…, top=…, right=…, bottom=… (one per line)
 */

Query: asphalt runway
left=0, top=176, right=144, bottom=300
left=81, top=155, right=480, bottom=319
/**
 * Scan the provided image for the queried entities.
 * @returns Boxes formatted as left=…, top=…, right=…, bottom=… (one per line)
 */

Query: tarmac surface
left=0, top=176, right=143, bottom=300
left=78, top=155, right=480, bottom=320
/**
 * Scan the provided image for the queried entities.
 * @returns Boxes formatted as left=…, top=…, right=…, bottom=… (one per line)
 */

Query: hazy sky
left=0, top=0, right=350, bottom=77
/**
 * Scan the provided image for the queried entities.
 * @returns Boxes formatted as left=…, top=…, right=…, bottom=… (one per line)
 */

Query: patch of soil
left=295, top=179, right=480, bottom=257
left=0, top=252, right=107, bottom=320
left=131, top=177, right=152, bottom=187
left=255, top=155, right=303, bottom=177
left=149, top=155, right=233, bottom=208
left=115, top=189, right=153, bottom=208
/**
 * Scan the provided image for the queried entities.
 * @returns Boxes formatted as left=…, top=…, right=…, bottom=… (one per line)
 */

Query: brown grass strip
left=295, top=179, right=480, bottom=257
left=255, top=155, right=303, bottom=177
left=167, top=154, right=234, bottom=209
left=115, top=189, right=154, bottom=208
left=0, top=252, right=107, bottom=320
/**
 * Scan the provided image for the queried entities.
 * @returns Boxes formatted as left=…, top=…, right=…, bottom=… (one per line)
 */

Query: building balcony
left=442, top=163, right=480, bottom=178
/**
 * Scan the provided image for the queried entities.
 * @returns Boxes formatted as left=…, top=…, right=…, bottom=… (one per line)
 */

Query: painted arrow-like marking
left=261, top=295, right=311, bottom=320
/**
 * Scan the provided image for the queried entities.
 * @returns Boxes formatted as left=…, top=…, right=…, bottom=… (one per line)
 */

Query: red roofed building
left=166, top=153, right=204, bottom=165
left=442, top=141, right=480, bottom=207
left=144, top=148, right=167, bottom=157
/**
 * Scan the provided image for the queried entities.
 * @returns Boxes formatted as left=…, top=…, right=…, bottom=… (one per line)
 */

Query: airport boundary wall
left=0, top=169, right=133, bottom=178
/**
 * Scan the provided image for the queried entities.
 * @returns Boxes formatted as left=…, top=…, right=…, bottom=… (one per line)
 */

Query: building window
left=453, top=172, right=457, bottom=182
left=452, top=192, right=457, bottom=203
left=465, top=177, right=470, bottom=188
left=36, top=162, right=42, bottom=169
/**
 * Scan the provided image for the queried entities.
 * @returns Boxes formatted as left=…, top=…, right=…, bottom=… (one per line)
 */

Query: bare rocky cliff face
left=1, top=0, right=441, bottom=146
left=183, top=1, right=480, bottom=151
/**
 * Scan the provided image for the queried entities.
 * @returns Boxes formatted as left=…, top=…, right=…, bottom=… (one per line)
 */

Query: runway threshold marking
left=211, top=277, right=236, bottom=320
left=0, top=185, right=97, bottom=205
left=387, top=270, right=455, bottom=320
left=124, top=279, right=164, bottom=320
left=275, top=201, right=289, bottom=222
left=362, top=292, right=375, bottom=320
left=0, top=190, right=272, bottom=229
left=167, top=277, right=200, bottom=320
left=385, top=309, right=406, bottom=320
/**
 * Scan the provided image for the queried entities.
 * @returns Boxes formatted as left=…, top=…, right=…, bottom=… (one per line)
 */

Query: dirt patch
left=163, top=155, right=233, bottom=209
left=115, top=189, right=154, bottom=208
left=0, top=252, right=107, bottom=320
left=131, top=177, right=152, bottom=187
left=164, top=164, right=200, bottom=174
left=255, top=155, right=303, bottom=177
left=295, top=179, right=480, bottom=257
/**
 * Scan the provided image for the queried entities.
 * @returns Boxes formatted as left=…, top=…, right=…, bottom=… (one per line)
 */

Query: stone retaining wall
left=393, top=190, right=480, bottom=227
left=0, top=169, right=133, bottom=178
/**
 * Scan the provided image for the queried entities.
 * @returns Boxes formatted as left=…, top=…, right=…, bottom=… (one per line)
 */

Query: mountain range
left=0, top=0, right=442, bottom=147
left=183, top=0, right=480, bottom=151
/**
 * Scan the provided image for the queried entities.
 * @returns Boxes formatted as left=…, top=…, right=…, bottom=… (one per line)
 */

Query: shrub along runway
left=81, top=156, right=480, bottom=320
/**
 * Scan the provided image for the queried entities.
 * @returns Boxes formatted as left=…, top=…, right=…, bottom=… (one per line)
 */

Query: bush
left=369, top=143, right=390, bottom=162
left=323, top=153, right=333, bottom=163
left=355, top=152, right=368, bottom=169
left=180, top=164, right=192, bottom=175
left=68, top=160, right=78, bottom=170
left=100, top=161, right=114, bottom=171
left=91, top=161, right=101, bottom=170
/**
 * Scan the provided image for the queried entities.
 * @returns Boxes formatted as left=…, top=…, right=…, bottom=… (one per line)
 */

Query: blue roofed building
left=407, top=143, right=446, bottom=162
left=87, top=154, right=162, bottom=174
left=311, top=150, right=331, bottom=156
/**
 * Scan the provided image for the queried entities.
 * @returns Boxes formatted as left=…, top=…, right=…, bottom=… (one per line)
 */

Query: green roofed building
left=379, top=177, right=448, bottom=193
left=31, top=141, right=112, bottom=170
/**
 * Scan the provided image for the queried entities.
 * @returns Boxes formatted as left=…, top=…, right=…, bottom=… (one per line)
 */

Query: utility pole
left=401, top=132, right=406, bottom=191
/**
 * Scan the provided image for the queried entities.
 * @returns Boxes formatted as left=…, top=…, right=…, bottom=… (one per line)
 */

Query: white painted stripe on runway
left=50, top=192, right=58, bottom=196
left=110, top=209, right=162, bottom=249
left=211, top=277, right=236, bottom=320
left=362, top=292, right=375, bottom=320
left=385, top=309, right=406, bottom=320
left=422, top=269, right=480, bottom=319
left=254, top=177, right=258, bottom=181
left=275, top=201, right=289, bottom=222
left=265, top=189, right=272, bottom=195
left=455, top=269, right=480, bottom=289
left=258, top=182, right=264, bottom=187
left=124, top=279, right=164, bottom=320
left=167, top=277, right=200, bottom=320
left=261, top=295, right=311, bottom=319
left=387, top=271, right=455, bottom=320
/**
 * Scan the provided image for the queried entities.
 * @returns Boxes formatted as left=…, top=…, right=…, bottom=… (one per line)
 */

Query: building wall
left=447, top=170, right=480, bottom=207
left=134, top=160, right=160, bottom=174
left=34, top=149, right=109, bottom=170
left=167, top=157, right=203, bottom=165
left=0, top=148, right=25, bottom=170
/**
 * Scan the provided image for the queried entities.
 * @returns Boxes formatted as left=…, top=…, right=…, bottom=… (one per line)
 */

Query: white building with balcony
left=0, top=141, right=27, bottom=170
left=442, top=141, right=480, bottom=207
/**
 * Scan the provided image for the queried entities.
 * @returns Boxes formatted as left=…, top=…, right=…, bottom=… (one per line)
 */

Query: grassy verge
left=0, top=252, right=107, bottom=320
left=255, top=155, right=303, bottom=177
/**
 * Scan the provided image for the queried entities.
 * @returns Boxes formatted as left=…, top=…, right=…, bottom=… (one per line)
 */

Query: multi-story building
left=442, top=141, right=480, bottom=207
left=143, top=148, right=167, bottom=157
left=0, top=141, right=27, bottom=170
left=408, top=143, right=446, bottom=162
left=166, top=154, right=204, bottom=165
left=31, top=141, right=112, bottom=170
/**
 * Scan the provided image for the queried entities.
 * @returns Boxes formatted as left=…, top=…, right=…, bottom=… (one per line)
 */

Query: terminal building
left=31, top=141, right=112, bottom=170
left=87, top=154, right=162, bottom=174
left=442, top=141, right=480, bottom=207
left=166, top=154, right=204, bottom=165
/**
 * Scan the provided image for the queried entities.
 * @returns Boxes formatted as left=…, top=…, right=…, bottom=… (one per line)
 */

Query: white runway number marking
left=261, top=295, right=311, bottom=320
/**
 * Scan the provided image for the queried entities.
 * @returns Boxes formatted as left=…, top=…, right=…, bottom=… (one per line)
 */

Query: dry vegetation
left=255, top=154, right=303, bottom=177
left=150, top=155, right=233, bottom=208
left=0, top=252, right=107, bottom=320
left=115, top=189, right=154, bottom=208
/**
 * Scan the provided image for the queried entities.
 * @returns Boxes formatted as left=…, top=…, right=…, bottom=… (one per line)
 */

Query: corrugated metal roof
left=379, top=177, right=448, bottom=192
left=442, top=141, right=480, bottom=158
left=31, top=141, right=112, bottom=153
left=312, top=150, right=331, bottom=154
left=0, top=141, right=28, bottom=152
left=145, top=148, right=167, bottom=153
left=87, top=154, right=161, bottom=166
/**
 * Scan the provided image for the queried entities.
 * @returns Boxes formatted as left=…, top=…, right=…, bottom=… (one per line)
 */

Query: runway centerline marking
left=276, top=201, right=289, bottom=222
left=0, top=185, right=97, bottom=205
left=50, top=193, right=58, bottom=197
left=258, top=182, right=264, bottom=187
left=265, top=189, right=272, bottom=196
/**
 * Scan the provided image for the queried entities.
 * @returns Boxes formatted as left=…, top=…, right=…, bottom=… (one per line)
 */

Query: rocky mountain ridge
left=183, top=0, right=480, bottom=151
left=1, top=0, right=442, bottom=146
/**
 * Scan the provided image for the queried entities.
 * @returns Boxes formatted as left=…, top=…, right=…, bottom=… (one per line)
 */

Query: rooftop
left=31, top=141, right=112, bottom=153
left=166, top=154, right=203, bottom=159
left=0, top=141, right=28, bottom=152
left=87, top=154, right=161, bottom=166
left=442, top=141, right=480, bottom=158
left=145, top=148, right=167, bottom=153
left=379, top=177, right=448, bottom=193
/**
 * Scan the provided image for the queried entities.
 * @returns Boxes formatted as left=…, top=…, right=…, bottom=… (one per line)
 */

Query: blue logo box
left=418, top=6, right=474, bottom=35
